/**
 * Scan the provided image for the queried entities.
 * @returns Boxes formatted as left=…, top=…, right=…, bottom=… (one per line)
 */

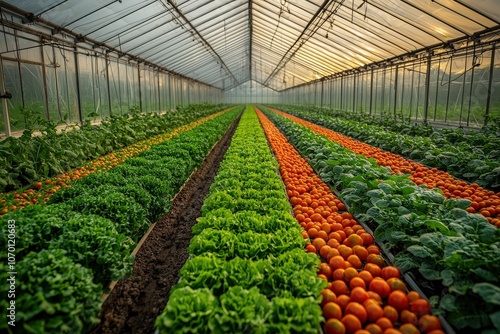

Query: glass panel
left=51, top=49, right=79, bottom=123
left=488, top=48, right=500, bottom=124
left=446, top=54, right=467, bottom=123
left=3, top=60, right=23, bottom=131
left=21, top=63, right=46, bottom=121
left=78, top=53, right=96, bottom=120
left=461, top=0, right=500, bottom=24
left=117, top=61, right=128, bottom=112
left=405, top=0, right=487, bottom=35
left=468, top=49, right=491, bottom=127
left=94, top=56, right=110, bottom=118
left=108, top=59, right=121, bottom=114
left=17, top=32, right=42, bottom=63
left=0, top=29, right=18, bottom=60
left=128, top=62, right=140, bottom=111
left=42, top=0, right=117, bottom=29
left=43, top=45, right=61, bottom=122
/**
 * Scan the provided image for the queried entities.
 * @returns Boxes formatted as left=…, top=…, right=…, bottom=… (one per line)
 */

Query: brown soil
left=92, top=114, right=240, bottom=334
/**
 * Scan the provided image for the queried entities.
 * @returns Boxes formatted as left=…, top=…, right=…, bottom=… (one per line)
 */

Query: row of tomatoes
left=257, top=108, right=444, bottom=334
left=273, top=109, right=500, bottom=228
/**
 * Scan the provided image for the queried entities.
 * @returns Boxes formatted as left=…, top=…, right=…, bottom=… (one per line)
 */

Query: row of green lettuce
left=0, top=103, right=231, bottom=192
left=0, top=107, right=241, bottom=334
left=271, top=104, right=500, bottom=159
left=155, top=106, right=326, bottom=334
left=271, top=105, right=500, bottom=191
left=260, top=106, right=500, bottom=334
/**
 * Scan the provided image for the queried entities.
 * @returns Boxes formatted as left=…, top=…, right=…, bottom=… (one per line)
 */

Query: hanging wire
left=439, top=50, right=483, bottom=86
left=270, top=0, right=288, bottom=48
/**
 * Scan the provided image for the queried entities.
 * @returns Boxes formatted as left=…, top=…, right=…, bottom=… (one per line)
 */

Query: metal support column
left=106, top=54, right=112, bottom=115
left=369, top=68, right=374, bottom=115
left=393, top=64, right=399, bottom=118
left=485, top=45, right=496, bottom=126
left=423, top=51, right=432, bottom=123
left=0, top=57, right=12, bottom=136
left=137, top=63, right=142, bottom=112
left=74, top=48, right=83, bottom=123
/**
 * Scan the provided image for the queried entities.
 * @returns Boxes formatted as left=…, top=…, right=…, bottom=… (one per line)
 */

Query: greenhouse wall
left=0, top=15, right=223, bottom=137
left=280, top=39, right=500, bottom=128
left=223, top=80, right=279, bottom=104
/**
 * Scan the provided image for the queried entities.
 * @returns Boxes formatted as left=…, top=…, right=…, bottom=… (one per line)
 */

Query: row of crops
left=258, top=106, right=500, bottom=333
left=0, top=103, right=230, bottom=210
left=156, top=106, right=325, bottom=333
left=1, top=103, right=498, bottom=333
left=269, top=105, right=500, bottom=228
left=270, top=104, right=500, bottom=189
left=0, top=105, right=241, bottom=333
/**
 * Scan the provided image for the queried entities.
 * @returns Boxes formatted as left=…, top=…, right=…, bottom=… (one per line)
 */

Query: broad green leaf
left=439, top=294, right=456, bottom=312
left=424, top=219, right=454, bottom=236
left=490, top=310, right=500, bottom=331
left=407, top=245, right=433, bottom=258
left=419, top=262, right=442, bottom=280
left=473, top=283, right=500, bottom=305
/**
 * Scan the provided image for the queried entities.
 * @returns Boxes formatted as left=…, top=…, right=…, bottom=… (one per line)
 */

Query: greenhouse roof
left=2, top=0, right=500, bottom=91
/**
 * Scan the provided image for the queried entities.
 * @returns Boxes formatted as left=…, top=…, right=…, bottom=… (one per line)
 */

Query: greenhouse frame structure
left=1, top=0, right=500, bottom=137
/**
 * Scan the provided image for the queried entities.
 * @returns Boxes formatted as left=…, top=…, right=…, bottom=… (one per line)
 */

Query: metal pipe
left=485, top=44, right=495, bottom=126
left=423, top=51, right=432, bottom=123
left=0, top=57, right=12, bottom=136
left=466, top=43, right=477, bottom=126
left=106, top=54, right=112, bottom=115
left=393, top=64, right=399, bottom=118
left=74, top=48, right=83, bottom=123
left=369, top=67, right=374, bottom=115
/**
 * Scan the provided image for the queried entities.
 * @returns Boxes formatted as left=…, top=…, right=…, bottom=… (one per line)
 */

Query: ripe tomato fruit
left=399, top=323, right=419, bottom=334
left=350, top=287, right=369, bottom=304
left=400, top=310, right=418, bottom=324
left=418, top=315, right=442, bottom=333
left=365, top=302, right=384, bottom=322
left=345, top=301, right=368, bottom=324
left=324, top=318, right=346, bottom=334
left=331, top=280, right=349, bottom=296
left=381, top=266, right=400, bottom=280
left=336, top=294, right=351, bottom=311
left=323, top=302, right=343, bottom=320
left=369, top=277, right=391, bottom=298
left=365, top=323, right=383, bottom=334
left=388, top=290, right=409, bottom=312
left=320, top=289, right=337, bottom=307
left=375, top=317, right=393, bottom=331
left=387, top=277, right=406, bottom=292
left=364, top=263, right=382, bottom=277
left=410, top=298, right=431, bottom=316
left=383, top=305, right=399, bottom=323
left=341, top=314, right=362, bottom=334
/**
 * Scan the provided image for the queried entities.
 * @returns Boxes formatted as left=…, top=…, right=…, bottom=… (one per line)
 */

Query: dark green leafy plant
left=0, top=249, right=102, bottom=333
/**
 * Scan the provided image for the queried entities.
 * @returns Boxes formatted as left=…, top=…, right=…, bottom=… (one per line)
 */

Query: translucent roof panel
left=2, top=0, right=499, bottom=91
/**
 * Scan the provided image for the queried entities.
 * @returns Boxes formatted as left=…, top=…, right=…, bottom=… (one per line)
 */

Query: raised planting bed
left=0, top=103, right=232, bottom=213
left=257, top=107, right=450, bottom=334
left=267, top=106, right=500, bottom=228
left=260, top=106, right=500, bottom=333
left=0, top=106, right=242, bottom=334
left=271, top=104, right=500, bottom=159
left=155, top=106, right=325, bottom=333
left=271, top=105, right=500, bottom=192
